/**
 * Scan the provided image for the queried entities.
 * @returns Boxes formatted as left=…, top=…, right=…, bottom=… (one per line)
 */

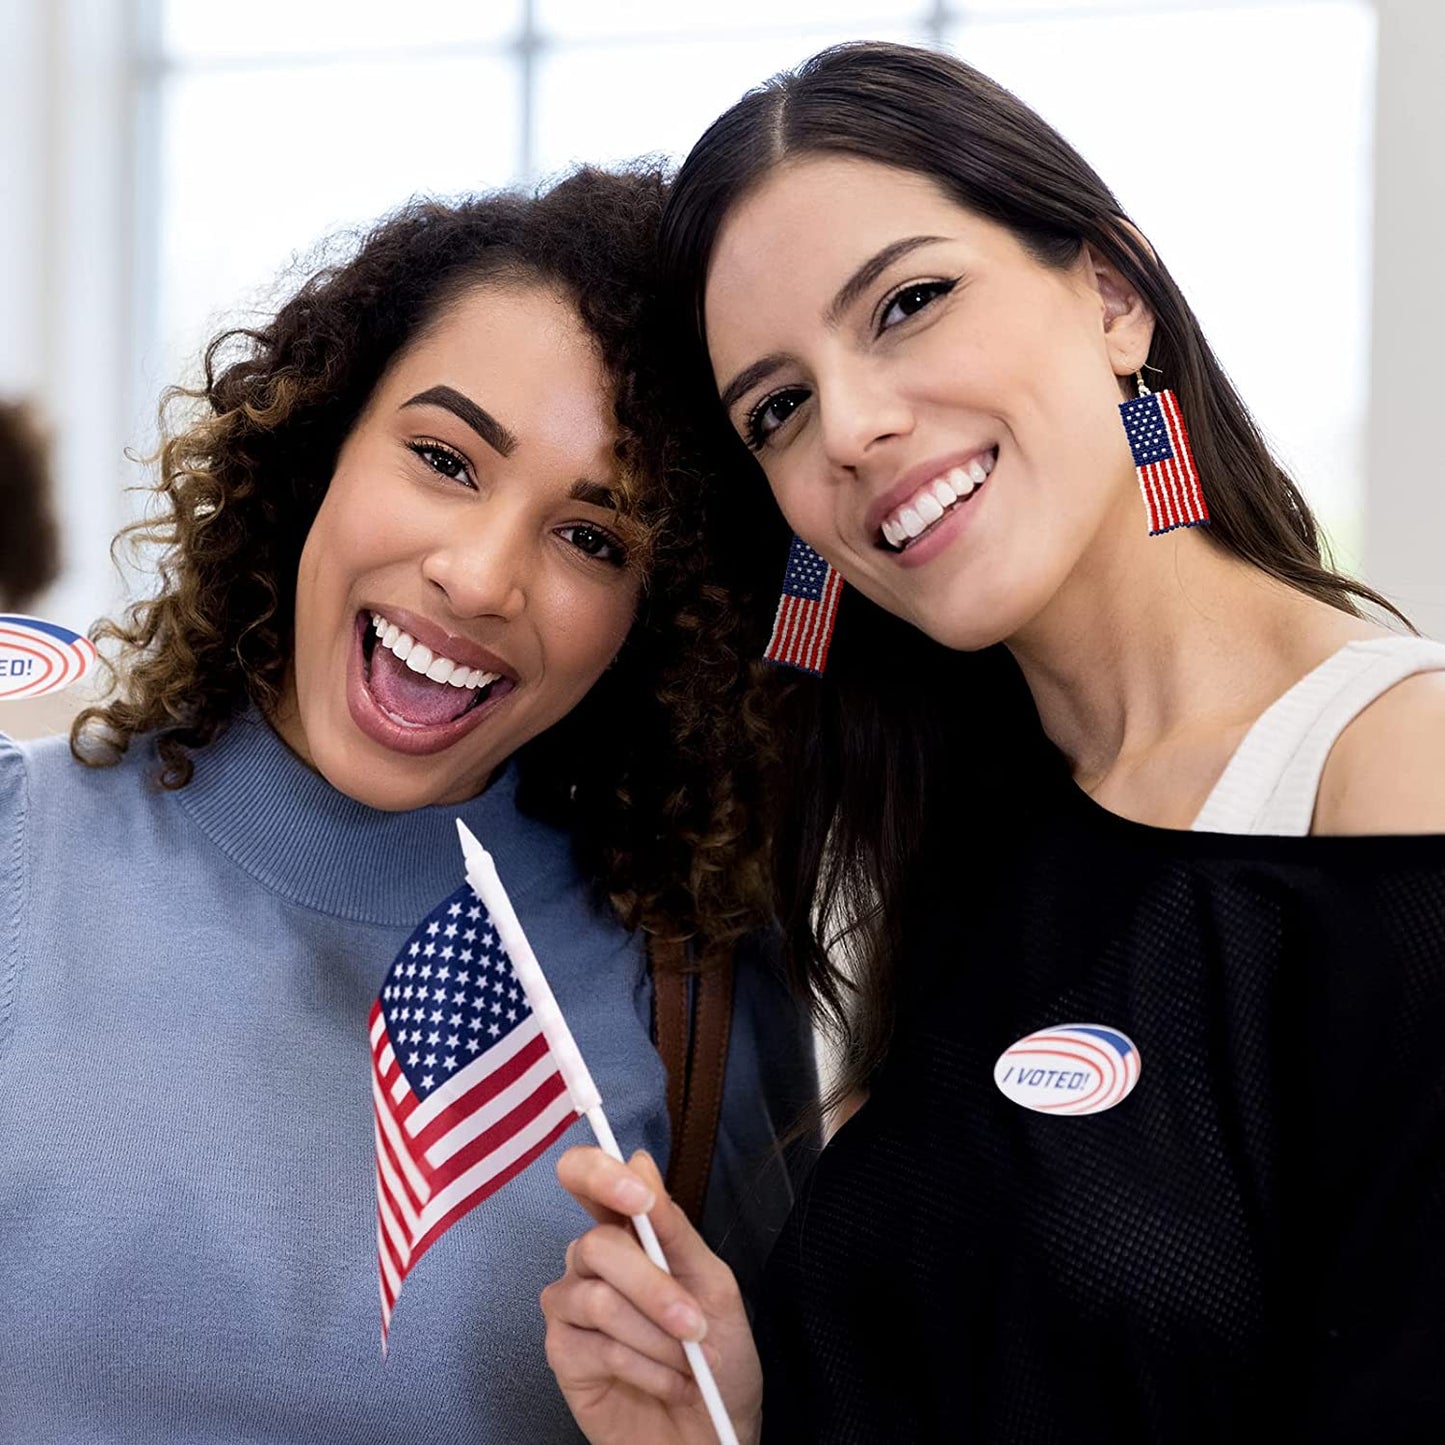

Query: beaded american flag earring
left=763, top=534, right=844, bottom=675
left=1118, top=371, right=1210, bottom=535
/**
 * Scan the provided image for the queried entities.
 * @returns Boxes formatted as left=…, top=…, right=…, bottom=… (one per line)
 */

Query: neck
left=1005, top=505, right=1376, bottom=808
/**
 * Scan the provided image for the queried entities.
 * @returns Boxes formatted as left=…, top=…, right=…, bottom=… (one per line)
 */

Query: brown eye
left=407, top=441, right=474, bottom=488
left=746, top=387, right=809, bottom=451
left=557, top=523, right=626, bottom=566
left=878, top=278, right=956, bottom=333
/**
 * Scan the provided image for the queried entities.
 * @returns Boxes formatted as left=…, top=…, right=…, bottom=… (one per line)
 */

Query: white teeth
left=368, top=612, right=504, bottom=694
left=915, top=492, right=945, bottom=525
left=879, top=451, right=996, bottom=548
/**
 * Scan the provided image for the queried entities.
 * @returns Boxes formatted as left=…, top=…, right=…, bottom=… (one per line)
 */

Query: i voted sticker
left=0, top=615, right=97, bottom=700
left=994, top=1023, right=1141, bottom=1116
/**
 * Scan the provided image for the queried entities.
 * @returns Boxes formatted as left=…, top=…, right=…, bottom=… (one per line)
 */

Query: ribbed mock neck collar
left=172, top=710, right=539, bottom=926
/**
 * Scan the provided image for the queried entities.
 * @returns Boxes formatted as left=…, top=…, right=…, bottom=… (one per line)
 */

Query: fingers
left=542, top=1178, right=764, bottom=1440
left=567, top=1223, right=708, bottom=1342
left=554, top=1145, right=746, bottom=1343
left=556, top=1145, right=657, bottom=1225
left=622, top=1151, right=745, bottom=1318
left=547, top=1238, right=696, bottom=1371
left=543, top=1318, right=695, bottom=1406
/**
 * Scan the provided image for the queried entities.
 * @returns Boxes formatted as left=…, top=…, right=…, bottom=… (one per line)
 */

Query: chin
left=914, top=598, right=1031, bottom=655
left=305, top=721, right=488, bottom=812
left=329, top=768, right=446, bottom=813
left=917, top=564, right=1064, bottom=653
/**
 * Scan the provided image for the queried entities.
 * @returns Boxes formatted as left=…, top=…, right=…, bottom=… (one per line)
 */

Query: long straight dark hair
left=659, top=41, right=1406, bottom=1106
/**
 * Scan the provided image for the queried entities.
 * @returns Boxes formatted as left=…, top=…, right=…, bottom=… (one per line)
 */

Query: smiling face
left=273, top=281, right=642, bottom=811
left=704, top=155, right=1154, bottom=651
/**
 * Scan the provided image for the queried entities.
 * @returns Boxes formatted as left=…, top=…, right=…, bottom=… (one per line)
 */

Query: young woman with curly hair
left=543, top=45, right=1445, bottom=1445
left=0, top=167, right=813, bottom=1441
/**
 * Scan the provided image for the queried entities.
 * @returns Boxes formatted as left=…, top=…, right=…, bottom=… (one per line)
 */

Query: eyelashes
left=405, top=439, right=627, bottom=567
left=741, top=274, right=960, bottom=452
left=407, top=438, right=473, bottom=487
left=745, top=388, right=810, bottom=452
left=555, top=522, right=628, bottom=568
left=875, top=276, right=957, bottom=332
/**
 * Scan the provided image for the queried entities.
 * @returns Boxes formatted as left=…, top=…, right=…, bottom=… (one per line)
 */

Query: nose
left=420, top=505, right=529, bottom=623
left=815, top=357, right=913, bottom=472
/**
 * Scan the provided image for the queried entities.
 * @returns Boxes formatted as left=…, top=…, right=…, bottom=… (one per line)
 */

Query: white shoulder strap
left=1192, top=636, right=1445, bottom=836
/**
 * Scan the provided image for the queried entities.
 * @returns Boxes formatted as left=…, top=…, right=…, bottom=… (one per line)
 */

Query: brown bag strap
left=649, top=936, right=734, bottom=1227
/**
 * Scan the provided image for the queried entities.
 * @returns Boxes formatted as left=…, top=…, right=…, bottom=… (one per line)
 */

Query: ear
left=1082, top=239, right=1155, bottom=381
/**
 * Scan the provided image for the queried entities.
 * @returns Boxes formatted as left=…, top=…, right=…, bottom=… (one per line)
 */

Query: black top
left=758, top=775, right=1445, bottom=1444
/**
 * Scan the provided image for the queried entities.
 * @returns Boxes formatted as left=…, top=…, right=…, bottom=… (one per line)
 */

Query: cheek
left=765, top=462, right=832, bottom=551
left=300, top=473, right=426, bottom=609
left=540, top=573, right=640, bottom=682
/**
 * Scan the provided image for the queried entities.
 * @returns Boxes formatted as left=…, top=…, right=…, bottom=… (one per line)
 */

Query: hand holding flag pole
left=456, top=821, right=742, bottom=1445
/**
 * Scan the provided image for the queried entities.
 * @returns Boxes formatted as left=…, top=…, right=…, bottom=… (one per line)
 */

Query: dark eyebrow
left=824, top=234, right=949, bottom=326
left=719, top=353, right=791, bottom=418
left=717, top=235, right=950, bottom=417
left=401, top=385, right=517, bottom=458
left=568, top=479, right=619, bottom=511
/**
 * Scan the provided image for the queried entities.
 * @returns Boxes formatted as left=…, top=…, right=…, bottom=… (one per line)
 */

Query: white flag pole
left=456, top=822, right=741, bottom=1445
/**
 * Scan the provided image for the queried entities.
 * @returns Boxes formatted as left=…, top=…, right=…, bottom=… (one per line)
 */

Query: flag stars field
left=375, top=888, right=540, bottom=1102
left=370, top=878, right=575, bottom=1345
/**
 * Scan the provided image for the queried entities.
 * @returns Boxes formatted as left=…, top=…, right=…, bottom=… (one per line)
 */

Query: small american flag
left=1118, top=388, right=1210, bottom=536
left=370, top=884, right=580, bottom=1345
left=764, top=535, right=844, bottom=675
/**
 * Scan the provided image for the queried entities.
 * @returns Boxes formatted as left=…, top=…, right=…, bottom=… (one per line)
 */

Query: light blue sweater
left=0, top=713, right=813, bottom=1443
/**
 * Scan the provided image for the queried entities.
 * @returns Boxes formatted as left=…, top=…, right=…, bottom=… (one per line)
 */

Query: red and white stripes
left=764, top=562, right=844, bottom=675
left=370, top=1004, right=578, bottom=1346
left=1135, top=389, right=1209, bottom=536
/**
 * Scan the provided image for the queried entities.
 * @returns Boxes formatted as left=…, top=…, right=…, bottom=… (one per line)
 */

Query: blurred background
left=1, top=0, right=1441, bottom=736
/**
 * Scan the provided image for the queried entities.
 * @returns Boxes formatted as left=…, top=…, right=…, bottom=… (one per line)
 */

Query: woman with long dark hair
left=542, top=43, right=1445, bottom=1444
left=0, top=168, right=815, bottom=1440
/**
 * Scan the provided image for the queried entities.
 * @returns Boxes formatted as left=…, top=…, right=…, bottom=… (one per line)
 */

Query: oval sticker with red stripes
left=994, top=1024, right=1141, bottom=1116
left=0, top=615, right=97, bottom=700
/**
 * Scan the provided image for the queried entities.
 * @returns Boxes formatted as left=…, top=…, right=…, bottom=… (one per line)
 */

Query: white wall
left=3, top=0, right=1441, bottom=640
left=0, top=0, right=45, bottom=398
left=1367, top=0, right=1445, bottom=637
left=0, top=0, right=142, bottom=635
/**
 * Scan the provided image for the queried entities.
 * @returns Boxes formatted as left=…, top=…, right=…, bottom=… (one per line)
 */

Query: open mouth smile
left=878, top=447, right=997, bottom=552
left=348, top=610, right=518, bottom=756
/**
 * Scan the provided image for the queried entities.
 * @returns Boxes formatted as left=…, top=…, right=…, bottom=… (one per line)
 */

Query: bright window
left=146, top=0, right=1374, bottom=552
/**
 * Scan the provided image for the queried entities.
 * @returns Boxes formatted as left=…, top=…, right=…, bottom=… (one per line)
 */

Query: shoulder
left=0, top=731, right=30, bottom=835
left=0, top=729, right=60, bottom=825
left=0, top=736, right=34, bottom=1048
left=1, top=727, right=141, bottom=802
left=1316, top=669, right=1445, bottom=835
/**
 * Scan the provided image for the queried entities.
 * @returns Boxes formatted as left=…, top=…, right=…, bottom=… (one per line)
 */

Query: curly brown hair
left=74, top=166, right=775, bottom=964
